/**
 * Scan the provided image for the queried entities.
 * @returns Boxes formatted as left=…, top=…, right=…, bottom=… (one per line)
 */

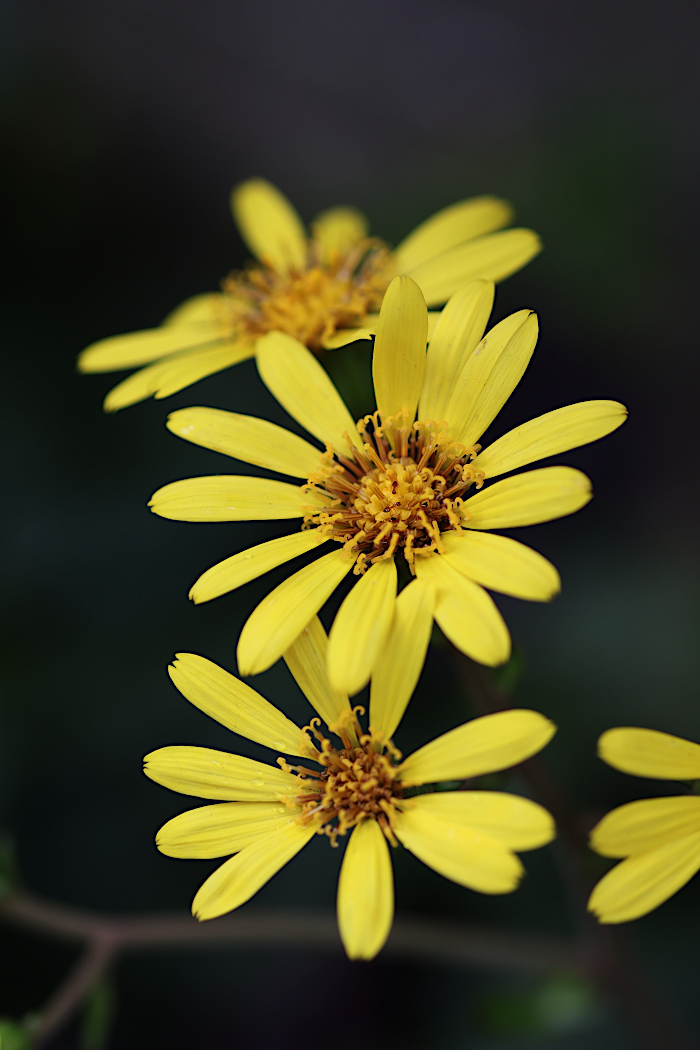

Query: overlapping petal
left=157, top=801, right=302, bottom=859
left=394, top=196, right=515, bottom=272
left=463, top=467, right=592, bottom=530
left=78, top=322, right=225, bottom=373
left=440, top=531, right=560, bottom=602
left=591, top=797, right=700, bottom=859
left=405, top=792, right=554, bottom=851
left=283, top=616, right=352, bottom=731
left=327, top=557, right=397, bottom=694
left=372, top=276, right=428, bottom=425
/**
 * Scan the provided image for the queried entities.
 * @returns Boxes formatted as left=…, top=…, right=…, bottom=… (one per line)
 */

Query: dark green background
left=2, top=0, right=699, bottom=1046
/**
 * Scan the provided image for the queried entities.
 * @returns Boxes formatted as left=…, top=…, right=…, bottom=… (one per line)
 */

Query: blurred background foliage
left=1, top=0, right=699, bottom=1046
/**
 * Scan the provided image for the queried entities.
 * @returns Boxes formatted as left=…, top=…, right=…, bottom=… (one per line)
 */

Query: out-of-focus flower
left=77, top=178, right=541, bottom=411
left=589, top=727, right=700, bottom=923
left=145, top=618, right=555, bottom=959
left=150, top=276, right=626, bottom=692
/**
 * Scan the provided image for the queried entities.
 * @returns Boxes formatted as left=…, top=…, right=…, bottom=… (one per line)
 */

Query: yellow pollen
left=302, top=412, right=485, bottom=573
left=280, top=711, right=404, bottom=847
left=218, top=237, right=394, bottom=351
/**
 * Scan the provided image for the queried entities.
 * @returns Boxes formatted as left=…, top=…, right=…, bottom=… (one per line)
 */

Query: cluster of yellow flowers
left=80, top=179, right=700, bottom=960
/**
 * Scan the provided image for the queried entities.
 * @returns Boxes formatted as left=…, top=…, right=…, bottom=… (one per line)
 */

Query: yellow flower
left=144, top=617, right=555, bottom=959
left=588, top=728, right=700, bottom=923
left=77, top=178, right=541, bottom=411
left=150, top=276, right=626, bottom=692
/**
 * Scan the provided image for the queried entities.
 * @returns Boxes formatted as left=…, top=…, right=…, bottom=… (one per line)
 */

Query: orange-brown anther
left=302, top=413, right=485, bottom=573
left=219, top=238, right=394, bottom=351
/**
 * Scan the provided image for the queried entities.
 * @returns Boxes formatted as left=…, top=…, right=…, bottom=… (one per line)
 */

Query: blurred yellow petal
left=168, top=653, right=311, bottom=757
left=78, top=322, right=224, bottom=373
left=369, top=578, right=436, bottom=742
left=103, top=341, right=254, bottom=412
left=406, top=229, right=542, bottom=307
left=445, top=310, right=538, bottom=447
left=148, top=476, right=307, bottom=522
left=372, top=276, right=428, bottom=425
left=192, top=821, right=316, bottom=920
left=475, top=401, right=628, bottom=479
left=440, top=531, right=560, bottom=602
left=327, top=558, right=397, bottom=695
left=398, top=709, right=555, bottom=786
left=415, top=554, right=510, bottom=666
left=405, top=791, right=555, bottom=851
left=418, top=280, right=494, bottom=423
left=393, top=806, right=524, bottom=894
left=143, top=746, right=300, bottom=801
left=321, top=326, right=376, bottom=350
left=394, top=196, right=515, bottom=272
left=231, top=178, right=307, bottom=273
left=157, top=801, right=302, bottom=859
left=256, top=331, right=363, bottom=452
left=598, top=728, right=700, bottom=781
left=189, top=530, right=328, bottom=604
left=237, top=548, right=355, bottom=676
left=283, top=616, right=352, bottom=729
left=591, top=797, right=700, bottom=859
left=588, top=831, right=700, bottom=923
left=337, top=820, right=394, bottom=960
left=463, top=467, right=592, bottom=530
left=166, top=407, right=321, bottom=478
left=163, top=293, right=223, bottom=326
left=311, top=206, right=369, bottom=262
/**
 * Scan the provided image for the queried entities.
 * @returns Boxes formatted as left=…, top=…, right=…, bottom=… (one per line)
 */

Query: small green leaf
left=81, top=979, right=116, bottom=1050
left=0, top=1019, right=33, bottom=1050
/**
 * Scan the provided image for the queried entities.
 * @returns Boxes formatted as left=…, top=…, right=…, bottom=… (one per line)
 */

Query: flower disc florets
left=219, top=238, right=394, bottom=351
left=303, top=412, right=485, bottom=573
left=280, top=710, right=403, bottom=846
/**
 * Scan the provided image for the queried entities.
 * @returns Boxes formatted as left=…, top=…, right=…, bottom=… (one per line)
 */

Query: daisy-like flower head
left=150, top=276, right=627, bottom=694
left=77, top=178, right=541, bottom=411
left=589, top=727, right=700, bottom=924
left=145, top=617, right=556, bottom=960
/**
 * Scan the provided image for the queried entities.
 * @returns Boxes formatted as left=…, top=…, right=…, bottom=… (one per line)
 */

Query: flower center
left=280, top=712, right=403, bottom=846
left=303, top=412, right=485, bottom=573
left=218, top=238, right=394, bottom=351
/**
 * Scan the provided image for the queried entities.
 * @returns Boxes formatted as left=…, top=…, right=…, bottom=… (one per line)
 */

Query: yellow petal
left=463, top=466, right=592, bottom=530
left=591, top=797, right=700, bottom=859
left=475, top=401, right=628, bottom=479
left=163, top=293, right=223, bottom=326
left=230, top=178, right=307, bottom=273
left=440, top=531, right=560, bottom=602
left=588, top=831, right=700, bottom=923
left=103, top=341, right=254, bottom=412
left=418, top=280, right=494, bottom=423
left=167, top=407, right=322, bottom=478
left=192, top=821, right=316, bottom=920
left=404, top=791, right=555, bottom=851
left=598, top=728, right=700, bottom=781
left=148, top=475, right=307, bottom=522
left=372, top=276, right=428, bottom=425
left=415, top=555, right=510, bottom=666
left=445, top=310, right=538, bottom=447
left=321, top=326, right=376, bottom=350
left=337, top=820, right=394, bottom=960
left=393, top=806, right=524, bottom=894
left=283, top=616, right=352, bottom=729
left=157, top=801, right=302, bottom=858
left=394, top=196, right=515, bottom=273
left=406, top=228, right=542, bottom=307
left=143, top=746, right=300, bottom=801
left=168, top=653, right=311, bottom=757
left=369, top=578, right=436, bottom=742
left=78, top=322, right=224, bottom=373
left=398, top=709, right=556, bottom=786
left=327, top=558, right=397, bottom=695
left=237, top=548, right=356, bottom=676
left=190, top=530, right=328, bottom=604
left=256, top=331, right=363, bottom=452
left=311, top=206, right=369, bottom=263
